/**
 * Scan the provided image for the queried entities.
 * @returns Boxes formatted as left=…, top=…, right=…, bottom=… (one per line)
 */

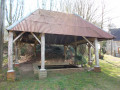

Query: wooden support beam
left=95, top=38, right=99, bottom=66
left=70, top=38, right=94, bottom=46
left=7, top=31, right=15, bottom=81
left=74, top=45, right=77, bottom=65
left=40, top=33, right=45, bottom=70
left=88, top=44, right=91, bottom=61
left=64, top=46, right=67, bottom=59
left=94, top=38, right=101, bottom=72
left=31, top=32, right=41, bottom=44
left=82, top=36, right=95, bottom=48
left=74, top=36, right=77, bottom=56
left=88, top=44, right=92, bottom=66
left=8, top=31, right=14, bottom=70
left=13, top=32, right=25, bottom=43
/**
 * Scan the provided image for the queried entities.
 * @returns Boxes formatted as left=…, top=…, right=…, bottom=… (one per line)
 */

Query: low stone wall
left=33, top=63, right=84, bottom=79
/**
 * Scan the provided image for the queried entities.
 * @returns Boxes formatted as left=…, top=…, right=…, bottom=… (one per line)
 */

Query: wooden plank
left=13, top=32, right=25, bottom=43
left=31, top=32, right=41, bottom=44
left=8, top=31, right=14, bottom=70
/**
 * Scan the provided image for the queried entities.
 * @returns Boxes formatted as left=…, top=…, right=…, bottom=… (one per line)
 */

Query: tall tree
left=73, top=0, right=98, bottom=23
left=100, top=0, right=105, bottom=29
left=58, top=0, right=98, bottom=23
left=42, top=0, right=47, bottom=9
left=50, top=0, right=54, bottom=10
left=6, top=0, right=24, bottom=26
left=0, top=0, right=5, bottom=71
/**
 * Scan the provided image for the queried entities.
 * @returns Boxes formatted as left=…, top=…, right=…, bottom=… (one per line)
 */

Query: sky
left=23, top=0, right=120, bottom=29
left=104, top=0, right=120, bottom=28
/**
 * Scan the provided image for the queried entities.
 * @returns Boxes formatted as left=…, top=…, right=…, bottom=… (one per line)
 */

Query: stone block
left=39, top=70, right=47, bottom=79
left=7, top=70, right=15, bottom=81
left=94, top=66, right=101, bottom=72
left=88, top=61, right=92, bottom=66
left=14, top=63, right=19, bottom=67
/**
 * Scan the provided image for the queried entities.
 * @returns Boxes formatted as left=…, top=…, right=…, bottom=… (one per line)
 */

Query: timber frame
left=7, top=31, right=101, bottom=81
left=7, top=31, right=47, bottom=80
left=6, top=9, right=114, bottom=81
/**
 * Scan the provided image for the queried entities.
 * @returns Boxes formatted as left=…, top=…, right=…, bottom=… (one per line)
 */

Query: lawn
left=0, top=55, right=120, bottom=90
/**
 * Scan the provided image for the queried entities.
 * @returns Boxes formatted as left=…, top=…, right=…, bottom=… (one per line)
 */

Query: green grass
left=0, top=55, right=120, bottom=90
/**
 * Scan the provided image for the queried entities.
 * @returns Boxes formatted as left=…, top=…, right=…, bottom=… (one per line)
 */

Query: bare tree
left=50, top=0, right=53, bottom=10
left=0, top=0, right=5, bottom=71
left=42, top=0, right=47, bottom=9
left=6, top=0, right=24, bottom=26
left=100, top=0, right=105, bottom=29
left=58, top=0, right=98, bottom=23
left=37, top=0, right=40, bottom=9
left=73, top=0, right=98, bottom=23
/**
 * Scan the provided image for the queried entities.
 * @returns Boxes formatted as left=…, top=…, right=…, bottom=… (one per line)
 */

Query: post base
left=88, top=61, right=92, bottom=66
left=94, top=66, right=101, bottom=72
left=39, top=70, right=47, bottom=79
left=14, top=63, right=19, bottom=67
left=7, top=70, right=15, bottom=81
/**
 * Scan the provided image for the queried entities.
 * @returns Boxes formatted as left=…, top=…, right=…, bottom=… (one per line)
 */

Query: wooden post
left=111, top=40, right=113, bottom=55
left=94, top=38, right=101, bottom=72
left=88, top=44, right=92, bottom=66
left=74, top=37, right=77, bottom=65
left=74, top=45, right=77, bottom=65
left=114, top=41, right=116, bottom=56
left=64, top=46, right=67, bottom=60
left=39, top=33, right=47, bottom=79
left=14, top=42, right=19, bottom=67
left=7, top=31, right=15, bottom=81
left=40, top=33, right=45, bottom=71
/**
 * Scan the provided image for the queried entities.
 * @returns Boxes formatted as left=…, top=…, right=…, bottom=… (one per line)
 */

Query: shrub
left=75, top=54, right=87, bottom=66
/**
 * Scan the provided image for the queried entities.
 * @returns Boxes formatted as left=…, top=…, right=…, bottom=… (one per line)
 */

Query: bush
left=21, top=47, right=26, bottom=56
left=75, top=54, right=87, bottom=66
left=77, top=44, right=86, bottom=55
left=66, top=46, right=74, bottom=60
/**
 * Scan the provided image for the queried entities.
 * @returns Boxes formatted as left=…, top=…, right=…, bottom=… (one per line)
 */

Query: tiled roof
left=110, top=28, right=120, bottom=41
left=7, top=9, right=114, bottom=39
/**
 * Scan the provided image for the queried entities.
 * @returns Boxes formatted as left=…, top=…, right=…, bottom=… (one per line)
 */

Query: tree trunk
left=0, top=0, right=5, bottom=72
